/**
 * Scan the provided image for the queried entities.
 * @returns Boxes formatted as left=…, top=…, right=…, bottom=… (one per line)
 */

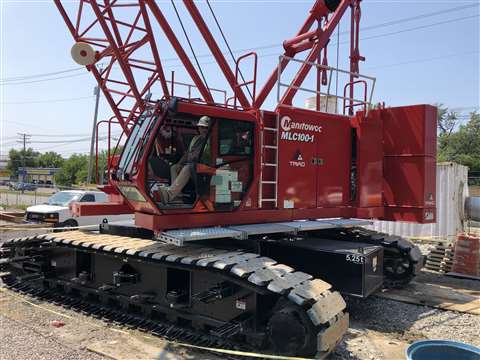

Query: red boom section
left=54, top=0, right=172, bottom=130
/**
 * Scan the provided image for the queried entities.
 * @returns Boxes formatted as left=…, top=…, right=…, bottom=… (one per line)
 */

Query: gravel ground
left=0, top=230, right=478, bottom=360
left=331, top=293, right=480, bottom=360
left=415, top=242, right=436, bottom=256
left=348, top=296, right=480, bottom=346
left=0, top=222, right=48, bottom=242
left=1, top=283, right=477, bottom=360
left=0, top=314, right=103, bottom=360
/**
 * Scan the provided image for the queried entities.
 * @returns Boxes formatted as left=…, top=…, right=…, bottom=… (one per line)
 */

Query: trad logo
left=290, top=150, right=306, bottom=167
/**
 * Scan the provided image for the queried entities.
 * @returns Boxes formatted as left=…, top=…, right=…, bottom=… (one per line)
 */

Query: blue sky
left=0, top=0, right=479, bottom=158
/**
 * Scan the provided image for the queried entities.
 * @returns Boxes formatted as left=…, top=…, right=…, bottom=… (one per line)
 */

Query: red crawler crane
left=1, top=1, right=436, bottom=357
left=55, top=0, right=436, bottom=230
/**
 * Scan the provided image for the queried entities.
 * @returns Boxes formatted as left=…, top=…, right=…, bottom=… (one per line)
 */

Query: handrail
left=343, top=80, right=368, bottom=115
left=276, top=55, right=376, bottom=116
left=234, top=52, right=258, bottom=109
left=95, top=117, right=122, bottom=185
left=168, top=71, right=227, bottom=106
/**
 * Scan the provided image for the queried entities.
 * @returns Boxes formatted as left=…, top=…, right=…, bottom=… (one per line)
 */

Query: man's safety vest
left=187, top=135, right=210, bottom=163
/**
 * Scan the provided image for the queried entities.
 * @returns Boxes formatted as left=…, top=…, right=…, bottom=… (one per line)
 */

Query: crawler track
left=0, top=231, right=348, bottom=358
left=0, top=276, right=249, bottom=357
left=321, top=227, right=423, bottom=288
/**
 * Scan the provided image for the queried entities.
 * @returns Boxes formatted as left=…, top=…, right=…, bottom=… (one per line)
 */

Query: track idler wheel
left=384, top=247, right=415, bottom=288
left=267, top=300, right=317, bottom=356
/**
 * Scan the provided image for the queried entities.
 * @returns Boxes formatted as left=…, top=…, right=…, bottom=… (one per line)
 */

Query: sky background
left=0, top=0, right=479, bottom=158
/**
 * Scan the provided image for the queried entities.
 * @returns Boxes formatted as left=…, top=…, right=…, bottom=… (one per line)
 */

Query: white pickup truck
left=25, top=190, right=133, bottom=228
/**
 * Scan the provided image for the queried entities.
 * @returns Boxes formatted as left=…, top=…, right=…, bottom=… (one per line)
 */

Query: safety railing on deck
left=233, top=52, right=258, bottom=110
left=168, top=72, right=228, bottom=106
left=277, top=56, right=376, bottom=116
left=95, top=117, right=123, bottom=185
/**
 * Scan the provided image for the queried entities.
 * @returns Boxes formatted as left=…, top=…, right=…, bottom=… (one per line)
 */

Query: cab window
left=218, top=120, right=253, bottom=156
left=80, top=194, right=95, bottom=202
left=146, top=116, right=254, bottom=212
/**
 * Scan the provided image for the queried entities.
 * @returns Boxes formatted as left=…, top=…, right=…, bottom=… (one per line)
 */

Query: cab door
left=197, top=118, right=255, bottom=210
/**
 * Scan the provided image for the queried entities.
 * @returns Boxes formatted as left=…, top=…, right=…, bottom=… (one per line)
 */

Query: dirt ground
left=0, top=268, right=478, bottom=360
left=0, top=228, right=478, bottom=360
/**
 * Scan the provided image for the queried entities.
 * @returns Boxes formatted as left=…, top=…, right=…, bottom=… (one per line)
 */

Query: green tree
left=6, top=148, right=40, bottom=178
left=54, top=154, right=89, bottom=186
left=436, top=104, right=459, bottom=137
left=38, top=151, right=64, bottom=168
left=96, top=150, right=108, bottom=184
left=438, top=111, right=480, bottom=176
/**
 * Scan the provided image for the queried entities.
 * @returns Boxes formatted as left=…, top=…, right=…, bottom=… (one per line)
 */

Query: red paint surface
left=55, top=1, right=437, bottom=232
left=118, top=101, right=438, bottom=231
left=356, top=111, right=383, bottom=208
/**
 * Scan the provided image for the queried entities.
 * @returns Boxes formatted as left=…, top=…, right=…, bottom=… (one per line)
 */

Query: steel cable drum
left=466, top=197, right=480, bottom=222
left=406, top=340, right=480, bottom=360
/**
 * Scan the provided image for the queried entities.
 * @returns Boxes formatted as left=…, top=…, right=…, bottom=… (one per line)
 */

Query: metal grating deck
left=158, top=218, right=372, bottom=246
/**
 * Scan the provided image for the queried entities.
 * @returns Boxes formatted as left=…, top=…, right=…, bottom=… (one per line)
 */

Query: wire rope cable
left=205, top=0, right=253, bottom=100
left=170, top=0, right=213, bottom=101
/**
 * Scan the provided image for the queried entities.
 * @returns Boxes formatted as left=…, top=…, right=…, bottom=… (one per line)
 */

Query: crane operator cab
left=114, top=104, right=255, bottom=212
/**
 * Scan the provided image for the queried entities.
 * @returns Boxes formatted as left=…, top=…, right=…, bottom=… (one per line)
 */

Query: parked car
left=25, top=190, right=133, bottom=228
left=13, top=182, right=37, bottom=191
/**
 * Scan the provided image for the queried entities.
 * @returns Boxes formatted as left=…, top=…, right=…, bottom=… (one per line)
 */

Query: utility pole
left=17, top=133, right=31, bottom=191
left=87, top=85, right=101, bottom=184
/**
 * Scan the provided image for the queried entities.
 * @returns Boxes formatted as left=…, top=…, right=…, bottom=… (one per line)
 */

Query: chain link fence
left=0, top=187, right=52, bottom=210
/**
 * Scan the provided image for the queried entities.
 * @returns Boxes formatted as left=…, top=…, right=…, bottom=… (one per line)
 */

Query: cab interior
left=146, top=114, right=255, bottom=211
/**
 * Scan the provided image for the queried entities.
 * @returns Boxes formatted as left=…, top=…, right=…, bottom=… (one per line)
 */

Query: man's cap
left=197, top=116, right=210, bottom=128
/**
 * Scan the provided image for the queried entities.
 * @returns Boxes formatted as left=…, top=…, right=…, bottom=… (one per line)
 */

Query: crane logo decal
left=280, top=116, right=322, bottom=143
left=290, top=150, right=306, bottom=168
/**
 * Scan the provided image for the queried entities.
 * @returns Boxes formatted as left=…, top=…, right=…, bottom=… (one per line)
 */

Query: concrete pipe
left=465, top=196, right=480, bottom=222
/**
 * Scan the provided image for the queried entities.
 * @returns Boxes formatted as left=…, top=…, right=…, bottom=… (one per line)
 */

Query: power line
left=29, top=137, right=96, bottom=144
left=363, top=50, right=479, bottom=70
left=170, top=0, right=213, bottom=99
left=33, top=137, right=113, bottom=152
left=4, top=120, right=66, bottom=132
left=1, top=95, right=93, bottom=105
left=29, top=135, right=118, bottom=144
left=5, top=45, right=472, bottom=106
left=0, top=71, right=89, bottom=86
left=360, top=3, right=478, bottom=32
left=1, top=49, right=476, bottom=120
left=206, top=0, right=253, bottom=99
left=2, top=141, right=20, bottom=148
left=359, top=14, right=479, bottom=43
left=0, top=3, right=476, bottom=86
left=168, top=45, right=479, bottom=73
left=165, top=3, right=479, bottom=60
left=450, top=106, right=480, bottom=111
left=3, top=132, right=123, bottom=143
left=0, top=66, right=84, bottom=82
left=30, top=133, right=96, bottom=137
